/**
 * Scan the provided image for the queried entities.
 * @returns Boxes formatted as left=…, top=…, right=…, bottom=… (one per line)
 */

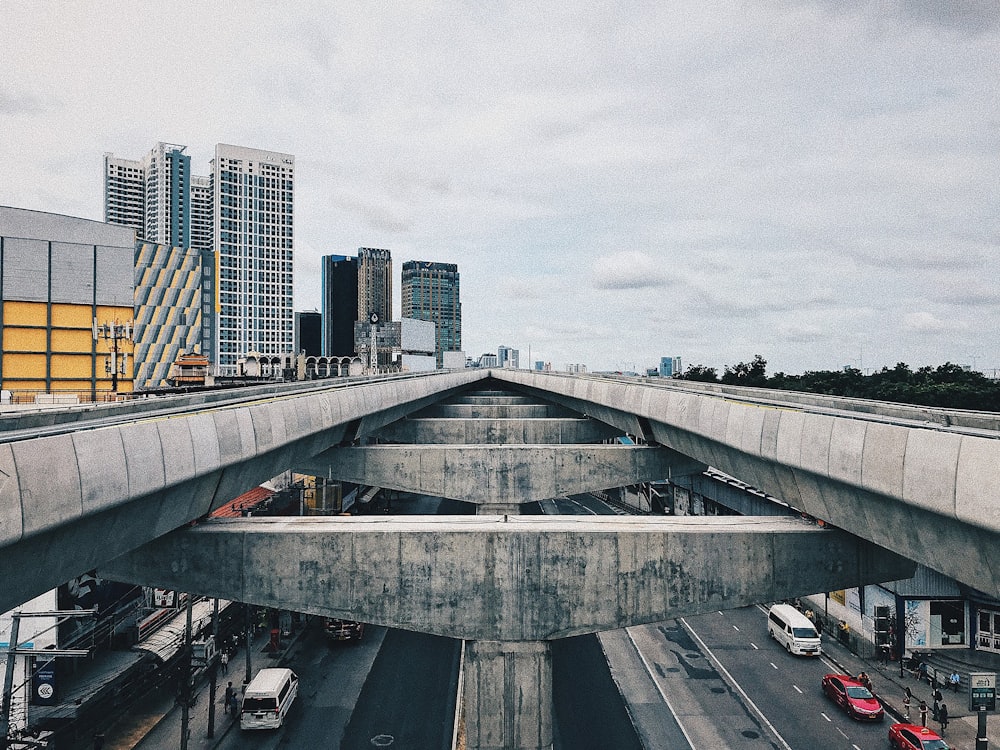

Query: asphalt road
left=681, top=606, right=891, bottom=750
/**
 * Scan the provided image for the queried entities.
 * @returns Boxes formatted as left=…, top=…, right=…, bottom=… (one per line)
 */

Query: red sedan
left=821, top=673, right=884, bottom=721
left=888, top=722, right=951, bottom=749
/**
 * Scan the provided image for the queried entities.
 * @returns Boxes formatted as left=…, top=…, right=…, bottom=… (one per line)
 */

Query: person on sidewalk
left=932, top=686, right=943, bottom=720
left=903, top=687, right=912, bottom=721
left=919, top=699, right=928, bottom=727
left=224, top=681, right=236, bottom=715
left=938, top=702, right=948, bottom=735
left=220, top=649, right=229, bottom=674
left=949, top=671, right=961, bottom=692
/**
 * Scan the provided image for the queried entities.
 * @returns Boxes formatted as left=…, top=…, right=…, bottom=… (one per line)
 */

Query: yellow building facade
left=1, top=207, right=135, bottom=402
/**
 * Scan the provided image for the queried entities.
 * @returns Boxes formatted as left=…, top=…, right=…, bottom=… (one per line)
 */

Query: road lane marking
left=821, top=712, right=832, bottom=722
left=625, top=628, right=696, bottom=750
left=750, top=642, right=759, bottom=650
left=836, top=727, right=849, bottom=739
left=793, top=685, right=802, bottom=694
left=732, top=624, right=740, bottom=631
left=770, top=662, right=778, bottom=670
left=679, top=618, right=794, bottom=750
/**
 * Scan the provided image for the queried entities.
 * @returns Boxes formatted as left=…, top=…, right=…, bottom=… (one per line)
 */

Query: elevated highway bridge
left=2, top=369, right=996, bottom=749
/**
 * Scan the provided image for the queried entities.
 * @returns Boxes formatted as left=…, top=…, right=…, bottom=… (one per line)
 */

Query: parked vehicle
left=888, top=722, right=951, bottom=749
left=767, top=603, right=821, bottom=655
left=240, top=668, right=298, bottom=730
left=821, top=673, right=884, bottom=721
left=322, top=617, right=365, bottom=642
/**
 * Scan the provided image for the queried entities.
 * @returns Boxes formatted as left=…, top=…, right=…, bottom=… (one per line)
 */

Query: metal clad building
left=133, top=242, right=204, bottom=390
left=0, top=206, right=135, bottom=398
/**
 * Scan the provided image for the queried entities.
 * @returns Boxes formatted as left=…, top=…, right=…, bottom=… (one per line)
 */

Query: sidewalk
left=821, top=630, right=998, bottom=749
left=102, top=625, right=308, bottom=750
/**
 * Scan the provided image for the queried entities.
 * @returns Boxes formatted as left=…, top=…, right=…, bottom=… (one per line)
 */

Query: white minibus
left=240, top=667, right=299, bottom=730
left=767, top=603, right=821, bottom=656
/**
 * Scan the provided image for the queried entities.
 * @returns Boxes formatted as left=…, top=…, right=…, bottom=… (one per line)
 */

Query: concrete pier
left=464, top=640, right=553, bottom=750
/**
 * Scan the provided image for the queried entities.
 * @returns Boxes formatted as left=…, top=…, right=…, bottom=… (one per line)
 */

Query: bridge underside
left=100, top=515, right=914, bottom=641
left=296, top=444, right=705, bottom=507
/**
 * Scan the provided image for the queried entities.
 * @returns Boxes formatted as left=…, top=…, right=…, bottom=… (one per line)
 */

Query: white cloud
left=902, top=311, right=967, bottom=333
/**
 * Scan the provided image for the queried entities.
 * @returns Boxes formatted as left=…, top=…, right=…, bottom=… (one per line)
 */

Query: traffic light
left=874, top=605, right=891, bottom=646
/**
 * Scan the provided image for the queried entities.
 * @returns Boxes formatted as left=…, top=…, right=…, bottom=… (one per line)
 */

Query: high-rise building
left=105, top=141, right=294, bottom=377
left=320, top=254, right=359, bottom=356
left=659, top=356, right=682, bottom=377
left=213, top=144, right=295, bottom=375
left=103, top=154, right=145, bottom=235
left=104, top=143, right=205, bottom=249
left=294, top=311, right=322, bottom=357
left=357, top=247, right=392, bottom=323
left=497, top=344, right=518, bottom=369
left=401, top=260, right=461, bottom=367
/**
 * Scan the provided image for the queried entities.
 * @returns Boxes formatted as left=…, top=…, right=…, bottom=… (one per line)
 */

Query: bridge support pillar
left=464, top=640, right=553, bottom=750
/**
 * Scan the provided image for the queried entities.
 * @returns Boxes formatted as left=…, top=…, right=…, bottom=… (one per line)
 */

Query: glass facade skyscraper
left=401, top=260, right=461, bottom=367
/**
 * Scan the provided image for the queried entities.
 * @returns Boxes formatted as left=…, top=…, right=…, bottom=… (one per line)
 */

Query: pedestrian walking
left=228, top=692, right=240, bottom=718
left=93, top=733, right=105, bottom=750
left=919, top=699, right=928, bottom=727
left=938, top=702, right=948, bottom=735
left=220, top=649, right=229, bottom=674
left=932, top=686, right=943, bottom=720
left=224, top=681, right=236, bottom=715
left=903, top=687, right=912, bottom=721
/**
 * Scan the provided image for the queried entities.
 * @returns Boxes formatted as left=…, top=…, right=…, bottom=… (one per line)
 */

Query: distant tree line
left=676, top=355, right=1000, bottom=412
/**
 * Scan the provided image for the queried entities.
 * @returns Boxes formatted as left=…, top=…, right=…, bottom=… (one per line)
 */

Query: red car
left=821, top=673, right=884, bottom=721
left=888, top=722, right=951, bottom=749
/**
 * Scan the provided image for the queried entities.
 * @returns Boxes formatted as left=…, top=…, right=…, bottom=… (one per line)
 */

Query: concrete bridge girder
left=492, top=371, right=1000, bottom=598
left=99, top=516, right=916, bottom=642
left=295, top=445, right=706, bottom=505
left=0, top=371, right=487, bottom=614
left=374, top=417, right=622, bottom=445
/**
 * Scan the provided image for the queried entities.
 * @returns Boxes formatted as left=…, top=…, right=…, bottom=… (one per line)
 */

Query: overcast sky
left=2, top=1, right=998, bottom=375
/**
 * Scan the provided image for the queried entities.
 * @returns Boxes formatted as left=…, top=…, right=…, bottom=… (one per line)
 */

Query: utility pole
left=2, top=610, right=94, bottom=750
left=92, top=318, right=132, bottom=395
left=206, top=599, right=218, bottom=739
left=179, top=595, right=193, bottom=750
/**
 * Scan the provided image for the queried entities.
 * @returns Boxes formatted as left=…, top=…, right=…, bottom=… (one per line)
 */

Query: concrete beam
left=295, top=445, right=706, bottom=505
left=99, top=516, right=916, bottom=641
left=490, top=370, right=1000, bottom=598
left=375, top=417, right=621, bottom=445
left=0, top=371, right=488, bottom=613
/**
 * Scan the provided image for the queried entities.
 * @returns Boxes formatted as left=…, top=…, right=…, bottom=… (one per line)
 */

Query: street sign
left=969, top=671, right=996, bottom=712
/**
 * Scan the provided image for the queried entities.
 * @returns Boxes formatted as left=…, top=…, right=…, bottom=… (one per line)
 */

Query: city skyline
left=2, top=4, right=999, bottom=375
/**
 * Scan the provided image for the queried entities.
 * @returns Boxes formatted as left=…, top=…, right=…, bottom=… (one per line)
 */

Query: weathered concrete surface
left=431, top=404, right=575, bottom=419
left=0, top=370, right=487, bottom=614
left=375, top=417, right=621, bottom=445
left=464, top=640, right=553, bottom=750
left=491, top=370, right=1000, bottom=598
left=99, top=515, right=915, bottom=641
left=295, top=445, right=706, bottom=505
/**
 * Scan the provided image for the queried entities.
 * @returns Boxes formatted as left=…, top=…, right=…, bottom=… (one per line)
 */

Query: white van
left=767, top=604, right=821, bottom=656
left=240, top=667, right=299, bottom=730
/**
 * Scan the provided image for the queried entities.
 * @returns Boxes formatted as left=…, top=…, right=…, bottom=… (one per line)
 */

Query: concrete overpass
left=2, top=370, right=997, bottom=748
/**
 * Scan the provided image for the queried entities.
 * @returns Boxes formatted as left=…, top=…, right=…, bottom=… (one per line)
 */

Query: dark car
left=888, top=722, right=950, bottom=749
left=821, top=673, right=884, bottom=721
left=322, top=617, right=365, bottom=642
